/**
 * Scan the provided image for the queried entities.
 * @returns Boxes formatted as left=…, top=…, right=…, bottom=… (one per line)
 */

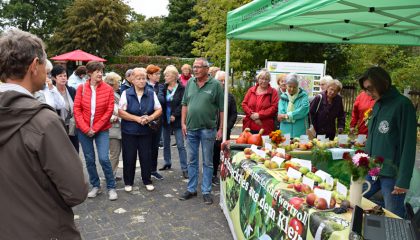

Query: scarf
left=180, top=74, right=191, bottom=86
left=286, top=91, right=298, bottom=123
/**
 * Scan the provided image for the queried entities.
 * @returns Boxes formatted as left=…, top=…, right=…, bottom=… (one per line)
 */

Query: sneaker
left=179, top=191, right=197, bottom=201
left=108, top=189, right=118, bottom=201
left=145, top=184, right=155, bottom=191
left=182, top=170, right=188, bottom=179
left=203, top=194, right=213, bottom=205
left=151, top=171, right=164, bottom=180
left=124, top=185, right=133, bottom=192
left=87, top=187, right=101, bottom=198
left=212, top=176, right=219, bottom=186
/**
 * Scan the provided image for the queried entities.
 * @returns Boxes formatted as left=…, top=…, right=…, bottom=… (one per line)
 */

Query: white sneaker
left=124, top=185, right=133, bottom=192
left=108, top=189, right=118, bottom=201
left=145, top=184, right=155, bottom=191
left=87, top=187, right=101, bottom=198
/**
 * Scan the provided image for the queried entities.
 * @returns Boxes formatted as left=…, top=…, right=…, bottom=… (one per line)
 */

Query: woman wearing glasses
left=277, top=73, right=309, bottom=138
left=242, top=69, right=279, bottom=134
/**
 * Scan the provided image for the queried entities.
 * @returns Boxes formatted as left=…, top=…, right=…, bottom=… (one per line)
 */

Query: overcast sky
left=127, top=0, right=169, bottom=18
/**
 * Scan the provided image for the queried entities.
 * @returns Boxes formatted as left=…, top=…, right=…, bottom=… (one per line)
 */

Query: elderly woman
left=242, top=69, right=279, bottom=134
left=276, top=73, right=287, bottom=96
left=209, top=66, right=220, bottom=78
left=310, top=79, right=345, bottom=140
left=319, top=75, right=333, bottom=92
left=52, top=64, right=79, bottom=152
left=34, top=60, right=65, bottom=111
left=68, top=65, right=87, bottom=89
left=180, top=64, right=192, bottom=86
left=146, top=64, right=165, bottom=180
left=74, top=61, right=117, bottom=201
left=104, top=72, right=122, bottom=179
left=119, top=68, right=162, bottom=192
left=160, top=66, right=188, bottom=178
left=278, top=73, right=309, bottom=138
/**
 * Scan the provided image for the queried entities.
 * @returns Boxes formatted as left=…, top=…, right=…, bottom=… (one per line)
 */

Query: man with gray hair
left=0, top=29, right=87, bottom=239
left=120, top=68, right=134, bottom=93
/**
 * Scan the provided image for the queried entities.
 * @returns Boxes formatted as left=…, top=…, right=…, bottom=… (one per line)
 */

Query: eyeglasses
left=193, top=65, right=208, bottom=69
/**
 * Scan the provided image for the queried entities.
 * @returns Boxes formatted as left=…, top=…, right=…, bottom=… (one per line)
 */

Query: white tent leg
left=223, top=39, right=230, bottom=143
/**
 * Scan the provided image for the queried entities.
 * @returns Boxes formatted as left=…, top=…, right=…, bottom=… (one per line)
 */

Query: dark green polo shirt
left=181, top=77, right=224, bottom=130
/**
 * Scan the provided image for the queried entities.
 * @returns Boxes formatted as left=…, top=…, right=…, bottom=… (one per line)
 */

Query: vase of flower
left=349, top=176, right=371, bottom=207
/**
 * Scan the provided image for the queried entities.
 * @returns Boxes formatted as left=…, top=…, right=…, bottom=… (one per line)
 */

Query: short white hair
left=215, top=70, right=225, bottom=80
left=320, top=75, right=333, bottom=84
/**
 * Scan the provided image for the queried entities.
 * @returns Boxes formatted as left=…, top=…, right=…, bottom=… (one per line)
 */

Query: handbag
left=306, top=94, right=323, bottom=140
left=148, top=118, right=161, bottom=131
left=68, top=116, right=76, bottom=136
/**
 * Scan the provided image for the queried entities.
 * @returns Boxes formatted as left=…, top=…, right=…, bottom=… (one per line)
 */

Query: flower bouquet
left=268, top=130, right=286, bottom=145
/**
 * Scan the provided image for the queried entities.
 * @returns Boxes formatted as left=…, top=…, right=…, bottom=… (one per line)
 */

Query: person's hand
left=87, top=129, right=95, bottom=137
left=250, top=112, right=259, bottom=120
left=216, top=128, right=223, bottom=141
left=277, top=114, right=283, bottom=122
left=170, top=115, right=175, bottom=122
left=349, top=127, right=355, bottom=134
left=391, top=186, right=408, bottom=195
left=181, top=123, right=187, bottom=137
left=255, top=119, right=263, bottom=126
left=338, top=128, right=344, bottom=134
left=135, top=116, right=144, bottom=125
left=46, top=78, right=53, bottom=90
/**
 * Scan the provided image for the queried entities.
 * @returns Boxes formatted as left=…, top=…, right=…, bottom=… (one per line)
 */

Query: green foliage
left=157, top=0, right=197, bottom=57
left=0, top=0, right=72, bottom=40
left=229, top=71, right=255, bottom=113
left=126, top=15, right=163, bottom=45
left=121, top=41, right=160, bottom=56
left=49, top=0, right=130, bottom=57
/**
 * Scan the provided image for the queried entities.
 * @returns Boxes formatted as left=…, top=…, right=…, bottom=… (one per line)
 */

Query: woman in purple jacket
left=310, top=79, right=345, bottom=140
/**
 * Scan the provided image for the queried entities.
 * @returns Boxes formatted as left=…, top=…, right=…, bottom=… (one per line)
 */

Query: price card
left=255, top=149, right=266, bottom=158
left=325, top=176, right=334, bottom=187
left=251, top=144, right=259, bottom=152
left=265, top=142, right=272, bottom=150
left=290, top=158, right=312, bottom=170
left=317, top=135, right=326, bottom=142
left=276, top=148, right=286, bottom=155
left=315, top=170, right=331, bottom=181
left=287, top=167, right=302, bottom=179
left=302, top=176, right=315, bottom=189
left=262, top=135, right=270, bottom=145
left=283, top=133, right=291, bottom=146
left=336, top=181, right=348, bottom=196
left=314, top=188, right=332, bottom=207
left=338, top=134, right=348, bottom=145
left=356, top=134, right=367, bottom=144
left=272, top=156, right=285, bottom=167
left=300, top=135, right=309, bottom=144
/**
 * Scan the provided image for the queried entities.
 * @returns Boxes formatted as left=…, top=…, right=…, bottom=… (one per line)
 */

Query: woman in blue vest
left=118, top=68, right=162, bottom=192
left=278, top=73, right=310, bottom=138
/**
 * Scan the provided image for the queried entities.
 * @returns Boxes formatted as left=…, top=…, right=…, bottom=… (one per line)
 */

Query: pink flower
left=352, top=153, right=369, bottom=166
left=368, top=167, right=381, bottom=177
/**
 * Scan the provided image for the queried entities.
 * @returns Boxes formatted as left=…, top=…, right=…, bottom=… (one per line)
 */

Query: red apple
left=306, top=193, right=317, bottom=206
left=293, top=183, right=302, bottom=192
left=244, top=148, right=252, bottom=154
left=311, top=166, right=318, bottom=173
left=301, top=184, right=312, bottom=194
left=289, top=218, right=304, bottom=235
left=285, top=153, right=292, bottom=160
left=289, top=197, right=305, bottom=210
left=315, top=197, right=328, bottom=210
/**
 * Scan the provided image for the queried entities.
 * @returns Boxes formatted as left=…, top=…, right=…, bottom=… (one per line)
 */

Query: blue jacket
left=121, top=87, right=155, bottom=135
left=278, top=88, right=309, bottom=138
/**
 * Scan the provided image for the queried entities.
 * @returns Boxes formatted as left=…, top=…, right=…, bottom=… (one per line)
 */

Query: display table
left=220, top=143, right=398, bottom=240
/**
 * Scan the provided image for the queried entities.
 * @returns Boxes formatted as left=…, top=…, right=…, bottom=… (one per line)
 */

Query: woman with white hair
left=33, top=59, right=65, bottom=110
left=310, top=79, right=345, bottom=140
left=277, top=73, right=309, bottom=138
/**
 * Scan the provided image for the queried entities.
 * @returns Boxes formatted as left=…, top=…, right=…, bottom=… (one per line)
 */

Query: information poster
left=265, top=61, right=325, bottom=97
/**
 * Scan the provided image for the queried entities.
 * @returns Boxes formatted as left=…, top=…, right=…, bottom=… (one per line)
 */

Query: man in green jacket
left=360, top=66, right=417, bottom=218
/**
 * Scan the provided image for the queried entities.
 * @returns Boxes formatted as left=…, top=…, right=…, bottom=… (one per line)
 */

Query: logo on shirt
left=378, top=120, right=389, bottom=134
left=203, top=90, right=212, bottom=95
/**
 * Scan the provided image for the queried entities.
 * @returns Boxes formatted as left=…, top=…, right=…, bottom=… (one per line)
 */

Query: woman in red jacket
left=350, top=90, right=375, bottom=135
left=242, top=69, right=279, bottom=135
left=74, top=61, right=117, bottom=201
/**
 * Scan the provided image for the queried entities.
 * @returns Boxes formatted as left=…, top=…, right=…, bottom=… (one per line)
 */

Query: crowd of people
left=0, top=28, right=417, bottom=239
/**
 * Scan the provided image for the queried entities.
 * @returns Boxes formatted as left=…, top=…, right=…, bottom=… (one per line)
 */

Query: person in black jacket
left=52, top=64, right=79, bottom=152
left=160, top=66, right=189, bottom=178
left=212, top=70, right=237, bottom=185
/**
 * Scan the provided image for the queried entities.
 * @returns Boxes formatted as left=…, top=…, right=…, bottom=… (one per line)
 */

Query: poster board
left=266, top=61, right=325, bottom=97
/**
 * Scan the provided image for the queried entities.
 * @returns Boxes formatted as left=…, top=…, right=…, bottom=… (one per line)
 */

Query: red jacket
left=74, top=80, right=114, bottom=134
left=242, top=84, right=278, bottom=135
left=350, top=91, right=375, bottom=135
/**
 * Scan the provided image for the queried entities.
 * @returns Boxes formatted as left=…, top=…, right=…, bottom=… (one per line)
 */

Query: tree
left=157, top=0, right=197, bottom=57
left=126, top=15, right=163, bottom=45
left=50, top=0, right=130, bottom=57
left=0, top=0, right=73, bottom=40
left=121, top=40, right=160, bottom=56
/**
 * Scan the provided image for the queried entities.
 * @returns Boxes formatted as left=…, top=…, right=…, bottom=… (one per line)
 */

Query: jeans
left=186, top=128, right=216, bottom=194
left=162, top=125, right=187, bottom=170
left=363, top=175, right=406, bottom=218
left=78, top=130, right=116, bottom=190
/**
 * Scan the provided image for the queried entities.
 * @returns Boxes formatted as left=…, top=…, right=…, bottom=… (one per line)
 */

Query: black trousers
left=150, top=125, right=162, bottom=172
left=122, top=133, right=152, bottom=185
left=69, top=135, right=79, bottom=153
left=213, top=130, right=231, bottom=177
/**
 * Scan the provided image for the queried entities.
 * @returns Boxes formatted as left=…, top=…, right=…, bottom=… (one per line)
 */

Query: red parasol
left=51, top=49, right=106, bottom=62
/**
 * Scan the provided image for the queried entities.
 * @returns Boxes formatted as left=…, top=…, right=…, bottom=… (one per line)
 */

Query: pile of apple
left=305, top=193, right=336, bottom=210
left=243, top=147, right=292, bottom=165
left=312, top=138, right=338, bottom=149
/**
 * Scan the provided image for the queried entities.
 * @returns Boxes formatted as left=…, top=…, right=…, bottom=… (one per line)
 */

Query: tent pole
left=223, top=39, right=230, bottom=143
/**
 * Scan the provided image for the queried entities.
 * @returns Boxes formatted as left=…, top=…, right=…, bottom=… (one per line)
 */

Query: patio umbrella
left=51, top=49, right=106, bottom=62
